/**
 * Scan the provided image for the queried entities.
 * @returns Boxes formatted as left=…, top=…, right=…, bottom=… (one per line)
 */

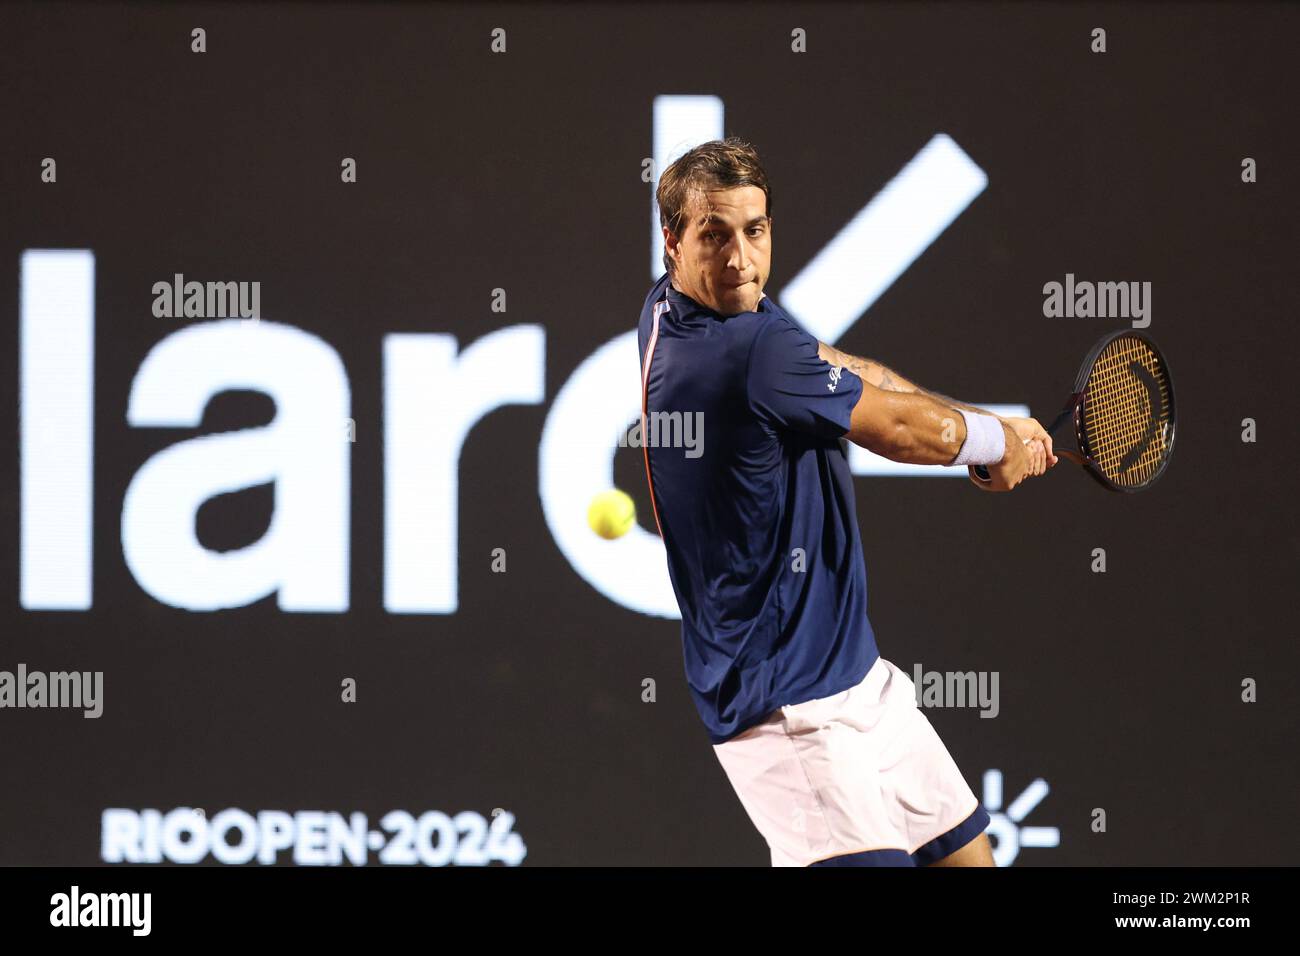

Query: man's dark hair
left=656, top=137, right=772, bottom=278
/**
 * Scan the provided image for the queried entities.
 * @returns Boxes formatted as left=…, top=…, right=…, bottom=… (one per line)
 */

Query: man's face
left=664, top=185, right=771, bottom=316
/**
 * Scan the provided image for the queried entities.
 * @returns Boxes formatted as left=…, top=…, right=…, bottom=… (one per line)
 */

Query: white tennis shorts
left=712, top=655, right=990, bottom=866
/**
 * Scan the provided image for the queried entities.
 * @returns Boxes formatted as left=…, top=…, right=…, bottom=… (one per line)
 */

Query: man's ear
left=662, top=227, right=679, bottom=260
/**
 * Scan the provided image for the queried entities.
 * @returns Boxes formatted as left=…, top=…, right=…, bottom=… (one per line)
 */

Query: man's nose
left=728, top=236, right=751, bottom=273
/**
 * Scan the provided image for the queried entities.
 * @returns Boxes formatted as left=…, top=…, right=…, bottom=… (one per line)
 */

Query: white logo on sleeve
left=827, top=366, right=843, bottom=392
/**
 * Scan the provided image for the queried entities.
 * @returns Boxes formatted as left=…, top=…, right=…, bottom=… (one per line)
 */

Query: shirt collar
left=663, top=277, right=772, bottom=319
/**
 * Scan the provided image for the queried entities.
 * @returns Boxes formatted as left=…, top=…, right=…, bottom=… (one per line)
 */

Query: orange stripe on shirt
left=640, top=300, right=668, bottom=539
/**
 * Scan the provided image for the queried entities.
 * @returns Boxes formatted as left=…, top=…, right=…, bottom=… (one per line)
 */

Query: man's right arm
left=743, top=316, right=1040, bottom=488
left=821, top=341, right=1051, bottom=482
left=844, top=380, right=1038, bottom=488
left=844, top=381, right=981, bottom=464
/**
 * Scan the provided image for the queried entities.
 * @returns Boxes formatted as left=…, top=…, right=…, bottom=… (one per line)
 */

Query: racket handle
left=974, top=447, right=1085, bottom=481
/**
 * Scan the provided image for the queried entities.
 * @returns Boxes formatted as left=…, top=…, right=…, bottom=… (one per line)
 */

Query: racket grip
left=974, top=446, right=1081, bottom=480
left=971, top=435, right=1037, bottom=481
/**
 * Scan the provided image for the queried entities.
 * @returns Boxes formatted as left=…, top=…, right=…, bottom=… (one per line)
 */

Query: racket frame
left=973, top=329, right=1176, bottom=493
left=1068, top=328, right=1177, bottom=493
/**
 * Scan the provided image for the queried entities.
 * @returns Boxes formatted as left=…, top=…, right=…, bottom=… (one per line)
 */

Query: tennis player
left=637, top=138, right=1056, bottom=866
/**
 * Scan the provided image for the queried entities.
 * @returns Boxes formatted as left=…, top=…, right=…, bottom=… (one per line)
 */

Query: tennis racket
left=973, top=329, right=1176, bottom=493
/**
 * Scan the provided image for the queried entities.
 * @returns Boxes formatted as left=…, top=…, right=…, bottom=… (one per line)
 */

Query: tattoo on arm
left=819, top=341, right=1002, bottom=418
left=818, top=342, right=916, bottom=393
left=919, top=388, right=1000, bottom=418
left=841, top=354, right=886, bottom=386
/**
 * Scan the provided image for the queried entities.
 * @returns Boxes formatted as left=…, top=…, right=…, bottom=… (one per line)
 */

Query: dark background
left=1, top=1, right=1296, bottom=865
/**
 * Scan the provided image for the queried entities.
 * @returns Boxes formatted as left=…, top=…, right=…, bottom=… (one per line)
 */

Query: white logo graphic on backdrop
left=982, top=769, right=1060, bottom=866
left=18, top=248, right=546, bottom=615
left=122, top=320, right=351, bottom=611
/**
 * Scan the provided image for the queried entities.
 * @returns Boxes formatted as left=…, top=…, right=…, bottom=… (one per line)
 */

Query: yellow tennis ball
left=588, top=488, right=636, bottom=540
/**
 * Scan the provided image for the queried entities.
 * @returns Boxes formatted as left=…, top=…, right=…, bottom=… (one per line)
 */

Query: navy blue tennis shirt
left=637, top=271, right=880, bottom=744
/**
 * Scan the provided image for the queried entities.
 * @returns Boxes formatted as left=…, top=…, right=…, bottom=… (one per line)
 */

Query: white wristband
left=951, top=409, right=1006, bottom=466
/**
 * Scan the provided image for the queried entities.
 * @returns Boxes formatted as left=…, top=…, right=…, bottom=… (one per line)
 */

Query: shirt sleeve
left=746, top=315, right=863, bottom=439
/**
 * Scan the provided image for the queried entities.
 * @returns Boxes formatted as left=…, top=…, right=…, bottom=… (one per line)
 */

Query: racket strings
left=1082, top=336, right=1172, bottom=487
